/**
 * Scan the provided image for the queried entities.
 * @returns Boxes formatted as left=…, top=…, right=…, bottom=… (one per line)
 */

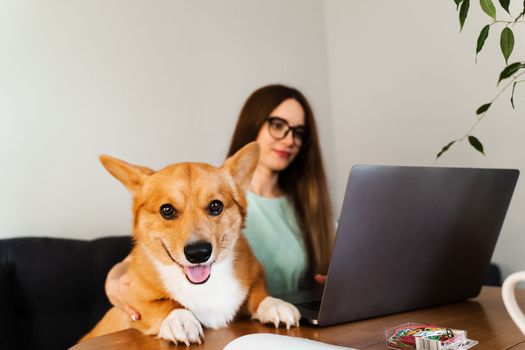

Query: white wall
left=324, top=0, right=525, bottom=278
left=0, top=0, right=334, bottom=237
left=2, top=0, right=524, bottom=278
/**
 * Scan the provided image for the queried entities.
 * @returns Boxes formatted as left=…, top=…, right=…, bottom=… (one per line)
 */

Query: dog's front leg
left=244, top=276, right=301, bottom=329
left=158, top=308, right=204, bottom=345
left=134, top=299, right=204, bottom=345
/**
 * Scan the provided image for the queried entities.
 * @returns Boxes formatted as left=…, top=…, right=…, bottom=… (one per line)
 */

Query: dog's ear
left=223, top=142, right=260, bottom=191
left=99, top=155, right=155, bottom=193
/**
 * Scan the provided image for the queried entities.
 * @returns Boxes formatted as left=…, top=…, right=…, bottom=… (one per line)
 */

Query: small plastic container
left=385, top=322, right=478, bottom=350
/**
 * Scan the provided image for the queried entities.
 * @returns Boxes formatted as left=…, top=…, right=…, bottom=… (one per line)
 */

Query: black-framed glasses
left=267, top=116, right=310, bottom=146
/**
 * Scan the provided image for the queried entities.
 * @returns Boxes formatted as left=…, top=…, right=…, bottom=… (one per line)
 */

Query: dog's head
left=100, top=142, right=260, bottom=285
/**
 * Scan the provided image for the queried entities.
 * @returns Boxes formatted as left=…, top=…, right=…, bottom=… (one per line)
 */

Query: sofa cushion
left=0, top=236, right=132, bottom=350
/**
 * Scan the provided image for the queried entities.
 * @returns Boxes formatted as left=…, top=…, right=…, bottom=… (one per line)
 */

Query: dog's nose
left=184, top=241, right=212, bottom=264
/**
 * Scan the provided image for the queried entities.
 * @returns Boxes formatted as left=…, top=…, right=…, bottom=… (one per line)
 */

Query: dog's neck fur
left=128, top=245, right=172, bottom=300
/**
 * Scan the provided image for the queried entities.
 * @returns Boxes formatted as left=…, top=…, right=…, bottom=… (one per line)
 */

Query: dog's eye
left=160, top=204, right=177, bottom=220
left=207, top=200, right=223, bottom=216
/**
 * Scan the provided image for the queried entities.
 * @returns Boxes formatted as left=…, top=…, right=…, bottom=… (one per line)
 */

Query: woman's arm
left=105, top=255, right=141, bottom=321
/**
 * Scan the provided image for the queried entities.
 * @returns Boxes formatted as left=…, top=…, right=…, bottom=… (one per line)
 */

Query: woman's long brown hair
left=227, top=84, right=334, bottom=275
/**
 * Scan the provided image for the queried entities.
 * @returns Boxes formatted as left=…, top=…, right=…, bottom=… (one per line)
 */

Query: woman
left=107, top=84, right=335, bottom=320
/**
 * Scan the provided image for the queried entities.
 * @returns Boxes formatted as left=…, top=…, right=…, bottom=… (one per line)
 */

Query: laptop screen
left=316, top=165, right=519, bottom=326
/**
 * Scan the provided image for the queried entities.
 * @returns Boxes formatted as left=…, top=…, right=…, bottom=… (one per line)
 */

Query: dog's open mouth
left=183, top=264, right=211, bottom=284
left=158, top=238, right=213, bottom=284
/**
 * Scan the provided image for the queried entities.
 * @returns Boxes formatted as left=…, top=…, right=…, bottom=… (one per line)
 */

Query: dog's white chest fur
left=151, top=255, right=247, bottom=329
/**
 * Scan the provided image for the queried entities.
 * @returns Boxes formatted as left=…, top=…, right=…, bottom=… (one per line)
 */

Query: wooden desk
left=71, top=287, right=525, bottom=350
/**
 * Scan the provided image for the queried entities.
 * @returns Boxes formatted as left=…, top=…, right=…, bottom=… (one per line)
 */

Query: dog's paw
left=158, top=309, right=204, bottom=345
left=253, top=296, right=301, bottom=329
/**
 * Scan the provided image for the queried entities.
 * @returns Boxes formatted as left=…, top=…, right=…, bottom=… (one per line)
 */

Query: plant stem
left=455, top=70, right=525, bottom=144
left=434, top=70, right=525, bottom=164
left=492, top=20, right=525, bottom=24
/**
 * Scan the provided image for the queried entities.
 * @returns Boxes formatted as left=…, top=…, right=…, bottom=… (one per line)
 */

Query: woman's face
left=255, top=98, right=305, bottom=172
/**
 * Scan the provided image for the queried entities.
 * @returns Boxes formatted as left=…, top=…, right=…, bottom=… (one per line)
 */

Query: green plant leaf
left=468, top=135, right=485, bottom=155
left=498, top=62, right=523, bottom=83
left=480, top=0, right=497, bottom=19
left=459, top=0, right=470, bottom=30
left=500, top=27, right=514, bottom=64
left=476, top=103, right=492, bottom=114
left=455, top=0, right=464, bottom=9
left=436, top=141, right=456, bottom=159
left=498, top=0, right=510, bottom=14
left=476, top=25, right=490, bottom=58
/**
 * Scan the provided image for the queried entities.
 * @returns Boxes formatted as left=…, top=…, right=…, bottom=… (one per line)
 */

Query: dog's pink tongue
left=184, top=265, right=211, bottom=284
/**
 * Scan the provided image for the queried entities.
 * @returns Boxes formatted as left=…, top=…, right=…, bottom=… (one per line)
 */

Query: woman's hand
left=314, top=274, right=327, bottom=284
left=105, top=257, right=141, bottom=321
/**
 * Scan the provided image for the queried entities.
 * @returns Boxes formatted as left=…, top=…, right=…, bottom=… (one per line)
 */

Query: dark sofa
left=0, top=236, right=132, bottom=350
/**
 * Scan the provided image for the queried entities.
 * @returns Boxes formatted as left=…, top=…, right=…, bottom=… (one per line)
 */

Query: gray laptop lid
left=316, top=165, right=519, bottom=326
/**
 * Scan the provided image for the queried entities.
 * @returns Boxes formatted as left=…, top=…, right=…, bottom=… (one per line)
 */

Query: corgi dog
left=79, top=142, right=300, bottom=345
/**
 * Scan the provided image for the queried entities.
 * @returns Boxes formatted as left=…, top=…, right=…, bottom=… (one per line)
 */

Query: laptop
left=279, top=165, right=519, bottom=326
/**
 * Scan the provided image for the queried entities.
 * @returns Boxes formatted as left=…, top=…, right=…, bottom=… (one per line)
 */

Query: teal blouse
left=242, top=191, right=307, bottom=296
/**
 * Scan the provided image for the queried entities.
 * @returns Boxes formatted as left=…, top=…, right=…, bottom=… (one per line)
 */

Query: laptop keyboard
left=296, top=300, right=321, bottom=312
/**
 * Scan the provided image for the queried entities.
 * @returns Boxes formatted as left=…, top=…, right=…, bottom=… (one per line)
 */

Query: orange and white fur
left=80, top=142, right=300, bottom=345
